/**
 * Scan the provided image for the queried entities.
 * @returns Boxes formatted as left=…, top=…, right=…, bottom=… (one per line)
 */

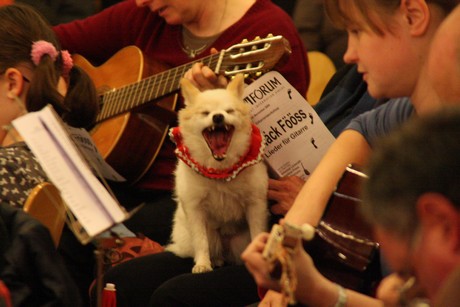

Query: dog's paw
left=192, top=264, right=213, bottom=273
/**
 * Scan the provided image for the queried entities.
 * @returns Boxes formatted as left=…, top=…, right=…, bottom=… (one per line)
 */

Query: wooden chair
left=23, top=183, right=66, bottom=248
left=306, top=51, right=337, bottom=106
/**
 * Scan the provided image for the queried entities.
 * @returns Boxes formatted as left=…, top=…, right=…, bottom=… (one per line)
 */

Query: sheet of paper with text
left=244, top=71, right=335, bottom=179
left=13, top=106, right=128, bottom=238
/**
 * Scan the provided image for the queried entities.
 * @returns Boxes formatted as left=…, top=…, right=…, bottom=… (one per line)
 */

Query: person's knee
left=150, top=279, right=184, bottom=306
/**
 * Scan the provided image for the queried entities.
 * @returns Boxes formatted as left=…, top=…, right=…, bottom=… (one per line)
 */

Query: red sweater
left=54, top=0, right=309, bottom=191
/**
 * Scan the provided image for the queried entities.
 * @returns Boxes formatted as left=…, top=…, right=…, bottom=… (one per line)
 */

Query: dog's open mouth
left=203, top=124, right=235, bottom=161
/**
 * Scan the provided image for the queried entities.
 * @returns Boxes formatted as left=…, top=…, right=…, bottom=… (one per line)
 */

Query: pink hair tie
left=30, top=40, right=59, bottom=65
left=60, top=50, right=73, bottom=77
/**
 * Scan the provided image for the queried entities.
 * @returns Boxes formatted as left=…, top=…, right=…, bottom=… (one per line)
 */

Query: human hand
left=376, top=273, right=426, bottom=306
left=258, top=290, right=287, bottom=307
left=243, top=228, right=322, bottom=305
left=376, top=273, right=407, bottom=306
left=183, top=48, right=228, bottom=91
left=268, top=176, right=305, bottom=215
left=241, top=233, right=281, bottom=291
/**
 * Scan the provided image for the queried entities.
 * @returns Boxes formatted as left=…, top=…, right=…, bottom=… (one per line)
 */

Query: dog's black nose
left=213, top=114, right=224, bottom=125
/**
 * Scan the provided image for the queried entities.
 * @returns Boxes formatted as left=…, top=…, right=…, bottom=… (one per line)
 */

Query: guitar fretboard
left=95, top=54, right=220, bottom=123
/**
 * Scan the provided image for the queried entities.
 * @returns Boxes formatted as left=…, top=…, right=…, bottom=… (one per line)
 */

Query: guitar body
left=304, top=165, right=381, bottom=295
left=24, top=182, right=66, bottom=247
left=264, top=165, right=381, bottom=299
left=74, top=46, right=177, bottom=183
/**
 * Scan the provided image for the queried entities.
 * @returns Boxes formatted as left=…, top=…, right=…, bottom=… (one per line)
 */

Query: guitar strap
left=169, top=124, right=264, bottom=181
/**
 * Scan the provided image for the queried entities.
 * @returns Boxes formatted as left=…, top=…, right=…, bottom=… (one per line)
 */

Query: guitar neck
left=95, top=53, right=220, bottom=123
left=93, top=35, right=291, bottom=123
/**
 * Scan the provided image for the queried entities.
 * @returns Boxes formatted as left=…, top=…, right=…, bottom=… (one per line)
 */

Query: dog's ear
left=227, top=74, right=245, bottom=98
left=180, top=78, right=200, bottom=105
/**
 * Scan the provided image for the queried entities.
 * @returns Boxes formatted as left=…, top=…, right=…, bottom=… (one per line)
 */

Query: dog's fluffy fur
left=166, top=74, right=269, bottom=273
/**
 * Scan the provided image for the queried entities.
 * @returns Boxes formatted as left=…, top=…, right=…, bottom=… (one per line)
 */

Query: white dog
left=166, top=74, right=269, bottom=273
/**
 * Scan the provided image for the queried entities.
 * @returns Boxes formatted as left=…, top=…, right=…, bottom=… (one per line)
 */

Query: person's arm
left=284, top=129, right=372, bottom=226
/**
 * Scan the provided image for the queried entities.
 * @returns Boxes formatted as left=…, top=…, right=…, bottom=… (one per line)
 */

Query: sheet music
left=243, top=71, right=335, bottom=179
left=13, top=106, right=128, bottom=237
left=66, top=126, right=125, bottom=182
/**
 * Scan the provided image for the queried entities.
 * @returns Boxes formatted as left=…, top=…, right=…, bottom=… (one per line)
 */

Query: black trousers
left=96, top=185, right=262, bottom=306
left=101, top=251, right=260, bottom=307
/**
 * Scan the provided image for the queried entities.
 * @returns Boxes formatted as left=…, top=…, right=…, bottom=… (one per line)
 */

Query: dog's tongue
left=212, top=130, right=229, bottom=153
left=203, top=126, right=234, bottom=160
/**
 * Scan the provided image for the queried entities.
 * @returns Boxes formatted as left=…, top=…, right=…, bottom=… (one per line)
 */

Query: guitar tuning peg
left=266, top=33, right=274, bottom=38
left=241, top=38, right=249, bottom=43
left=244, top=73, right=249, bottom=79
left=255, top=72, right=262, bottom=77
left=300, top=224, right=315, bottom=241
left=254, top=36, right=261, bottom=41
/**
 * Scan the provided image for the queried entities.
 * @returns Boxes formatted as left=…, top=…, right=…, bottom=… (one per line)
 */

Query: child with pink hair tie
left=30, top=40, right=74, bottom=79
left=0, top=4, right=100, bottom=305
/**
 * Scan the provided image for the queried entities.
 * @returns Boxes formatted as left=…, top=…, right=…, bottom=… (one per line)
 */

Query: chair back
left=306, top=51, right=336, bottom=106
left=23, top=183, right=66, bottom=247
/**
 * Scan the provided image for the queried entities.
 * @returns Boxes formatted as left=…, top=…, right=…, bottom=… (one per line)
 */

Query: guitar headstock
left=217, top=34, right=291, bottom=78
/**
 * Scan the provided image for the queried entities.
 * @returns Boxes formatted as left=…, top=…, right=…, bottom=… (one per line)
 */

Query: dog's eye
left=226, top=109, right=235, bottom=114
left=202, top=111, right=210, bottom=116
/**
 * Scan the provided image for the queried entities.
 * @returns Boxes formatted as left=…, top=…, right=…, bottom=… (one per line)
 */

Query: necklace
left=180, top=0, right=228, bottom=58
left=181, top=28, right=219, bottom=58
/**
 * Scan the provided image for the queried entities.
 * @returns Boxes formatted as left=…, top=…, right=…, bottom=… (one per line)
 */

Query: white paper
left=13, top=106, right=128, bottom=237
left=244, top=71, right=335, bottom=179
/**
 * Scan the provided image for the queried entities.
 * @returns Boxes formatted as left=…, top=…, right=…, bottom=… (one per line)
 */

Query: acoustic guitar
left=23, top=182, right=66, bottom=248
left=74, top=35, right=292, bottom=183
left=306, top=165, right=381, bottom=295
left=265, top=165, right=381, bottom=297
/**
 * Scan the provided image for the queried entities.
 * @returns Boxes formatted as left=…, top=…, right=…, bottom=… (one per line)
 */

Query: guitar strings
left=96, top=54, right=221, bottom=121
left=95, top=36, right=280, bottom=122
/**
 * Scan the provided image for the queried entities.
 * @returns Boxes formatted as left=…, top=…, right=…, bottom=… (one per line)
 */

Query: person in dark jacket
left=0, top=204, right=82, bottom=306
